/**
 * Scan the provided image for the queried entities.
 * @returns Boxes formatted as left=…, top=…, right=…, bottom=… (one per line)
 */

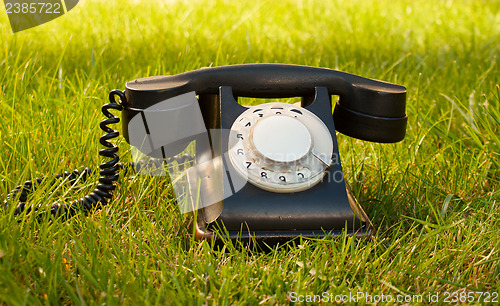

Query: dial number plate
left=228, top=102, right=334, bottom=193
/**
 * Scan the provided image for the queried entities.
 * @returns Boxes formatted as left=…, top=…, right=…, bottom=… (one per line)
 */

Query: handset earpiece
left=333, top=78, right=407, bottom=143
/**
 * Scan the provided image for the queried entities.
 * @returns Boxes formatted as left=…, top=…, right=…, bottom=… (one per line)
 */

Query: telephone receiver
left=122, top=64, right=407, bottom=243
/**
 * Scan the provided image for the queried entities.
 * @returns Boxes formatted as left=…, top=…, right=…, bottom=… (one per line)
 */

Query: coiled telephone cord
left=4, top=90, right=195, bottom=218
left=3, top=90, right=125, bottom=217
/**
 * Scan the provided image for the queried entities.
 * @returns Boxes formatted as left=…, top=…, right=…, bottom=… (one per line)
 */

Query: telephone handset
left=124, top=64, right=406, bottom=142
left=122, top=64, right=407, bottom=243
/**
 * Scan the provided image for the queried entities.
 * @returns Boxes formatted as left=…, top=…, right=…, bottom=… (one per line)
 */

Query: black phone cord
left=3, top=90, right=125, bottom=218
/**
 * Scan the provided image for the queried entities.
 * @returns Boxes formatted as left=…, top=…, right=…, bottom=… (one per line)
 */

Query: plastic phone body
left=121, top=64, right=407, bottom=244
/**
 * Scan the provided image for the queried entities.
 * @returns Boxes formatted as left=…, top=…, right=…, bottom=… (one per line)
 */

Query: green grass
left=0, top=0, right=499, bottom=304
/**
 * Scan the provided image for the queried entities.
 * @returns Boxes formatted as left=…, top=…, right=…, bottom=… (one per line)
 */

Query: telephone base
left=189, top=85, right=374, bottom=245
left=194, top=184, right=374, bottom=246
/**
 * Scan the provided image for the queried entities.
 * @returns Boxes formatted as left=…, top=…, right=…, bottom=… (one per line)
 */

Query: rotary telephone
left=122, top=64, right=407, bottom=243
left=5, top=64, right=407, bottom=244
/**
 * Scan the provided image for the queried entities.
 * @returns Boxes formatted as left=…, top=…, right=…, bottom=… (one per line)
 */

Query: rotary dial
left=228, top=102, right=334, bottom=193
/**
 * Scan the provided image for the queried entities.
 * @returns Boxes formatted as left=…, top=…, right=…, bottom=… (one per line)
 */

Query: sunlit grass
left=0, top=0, right=499, bottom=304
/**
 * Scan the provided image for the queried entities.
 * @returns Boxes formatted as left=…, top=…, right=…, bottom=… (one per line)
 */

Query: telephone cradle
left=121, top=64, right=407, bottom=244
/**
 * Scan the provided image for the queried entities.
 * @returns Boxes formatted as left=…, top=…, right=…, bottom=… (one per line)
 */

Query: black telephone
left=5, top=64, right=406, bottom=243
left=120, top=64, right=407, bottom=243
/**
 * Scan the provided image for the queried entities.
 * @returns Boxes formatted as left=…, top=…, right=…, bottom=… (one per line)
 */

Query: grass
left=0, top=0, right=499, bottom=304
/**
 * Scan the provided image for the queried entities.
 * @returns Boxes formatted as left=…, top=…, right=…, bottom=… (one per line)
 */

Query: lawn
left=0, top=0, right=499, bottom=304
